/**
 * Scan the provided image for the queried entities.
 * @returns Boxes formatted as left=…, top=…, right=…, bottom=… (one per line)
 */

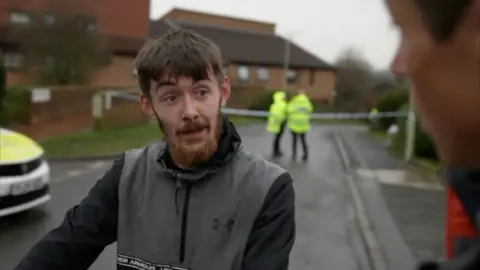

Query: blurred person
left=369, top=107, right=379, bottom=129
left=386, top=0, right=480, bottom=269
left=287, top=89, right=313, bottom=161
left=14, top=30, right=295, bottom=270
left=266, top=90, right=288, bottom=157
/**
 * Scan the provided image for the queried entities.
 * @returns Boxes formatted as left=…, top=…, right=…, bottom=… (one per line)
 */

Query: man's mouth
left=179, top=127, right=208, bottom=140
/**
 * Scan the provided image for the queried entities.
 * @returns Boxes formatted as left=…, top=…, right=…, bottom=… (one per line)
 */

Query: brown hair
left=133, top=29, right=224, bottom=98
left=416, top=0, right=473, bottom=42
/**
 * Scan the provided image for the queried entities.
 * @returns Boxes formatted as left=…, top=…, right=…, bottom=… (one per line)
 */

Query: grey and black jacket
left=15, top=117, right=296, bottom=270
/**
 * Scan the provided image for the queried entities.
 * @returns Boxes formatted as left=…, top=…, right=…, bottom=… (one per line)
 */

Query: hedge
left=0, top=63, right=6, bottom=125
left=374, top=87, right=409, bottom=131
left=0, top=86, right=31, bottom=126
left=392, top=103, right=437, bottom=160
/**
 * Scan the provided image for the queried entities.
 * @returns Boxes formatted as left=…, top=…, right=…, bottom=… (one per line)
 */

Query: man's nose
left=390, top=41, right=408, bottom=77
left=182, top=96, right=199, bottom=120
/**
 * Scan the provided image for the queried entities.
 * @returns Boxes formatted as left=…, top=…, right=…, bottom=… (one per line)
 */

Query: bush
left=1, top=86, right=31, bottom=126
left=374, top=87, right=409, bottom=131
left=247, top=90, right=277, bottom=111
left=0, top=62, right=6, bottom=125
left=392, top=103, right=438, bottom=160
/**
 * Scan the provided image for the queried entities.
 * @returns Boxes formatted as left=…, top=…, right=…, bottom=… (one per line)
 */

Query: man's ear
left=140, top=95, right=154, bottom=116
left=220, top=76, right=231, bottom=107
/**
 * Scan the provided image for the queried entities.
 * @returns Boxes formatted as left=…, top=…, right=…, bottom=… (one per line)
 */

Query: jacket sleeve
left=418, top=168, right=480, bottom=270
left=14, top=154, right=125, bottom=270
left=242, top=172, right=296, bottom=270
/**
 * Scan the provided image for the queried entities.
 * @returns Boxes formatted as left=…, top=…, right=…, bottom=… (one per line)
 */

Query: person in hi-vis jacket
left=287, top=88, right=313, bottom=161
left=266, top=91, right=288, bottom=157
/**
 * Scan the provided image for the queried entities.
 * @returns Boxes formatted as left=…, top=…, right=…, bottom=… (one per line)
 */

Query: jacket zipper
left=179, top=182, right=191, bottom=263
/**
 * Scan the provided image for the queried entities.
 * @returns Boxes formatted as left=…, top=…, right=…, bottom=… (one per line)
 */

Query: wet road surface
left=1, top=124, right=377, bottom=269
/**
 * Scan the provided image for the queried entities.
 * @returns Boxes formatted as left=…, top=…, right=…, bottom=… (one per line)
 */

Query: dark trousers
left=292, top=131, right=308, bottom=160
left=273, top=121, right=286, bottom=155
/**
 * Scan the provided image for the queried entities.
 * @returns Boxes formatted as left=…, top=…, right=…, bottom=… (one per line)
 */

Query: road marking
left=87, top=161, right=108, bottom=170
left=51, top=161, right=110, bottom=184
left=333, top=132, right=387, bottom=270
left=66, top=170, right=83, bottom=178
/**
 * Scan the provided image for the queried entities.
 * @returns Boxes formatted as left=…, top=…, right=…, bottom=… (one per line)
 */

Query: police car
left=0, top=128, right=50, bottom=217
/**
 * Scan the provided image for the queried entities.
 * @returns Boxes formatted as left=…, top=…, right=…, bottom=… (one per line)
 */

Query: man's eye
left=164, top=95, right=177, bottom=103
left=197, top=89, right=209, bottom=97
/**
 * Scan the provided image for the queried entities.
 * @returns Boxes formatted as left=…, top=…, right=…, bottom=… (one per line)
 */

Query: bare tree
left=13, top=0, right=109, bottom=85
left=334, top=47, right=376, bottom=112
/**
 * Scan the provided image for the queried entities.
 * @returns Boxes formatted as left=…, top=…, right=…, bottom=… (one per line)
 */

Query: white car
left=0, top=128, right=51, bottom=217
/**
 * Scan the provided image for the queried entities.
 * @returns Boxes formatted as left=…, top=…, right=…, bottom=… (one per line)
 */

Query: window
left=256, top=67, right=269, bottom=82
left=3, top=53, right=24, bottom=69
left=44, top=14, right=56, bottom=25
left=9, top=11, right=30, bottom=24
left=286, top=69, right=296, bottom=84
left=237, top=65, right=249, bottom=82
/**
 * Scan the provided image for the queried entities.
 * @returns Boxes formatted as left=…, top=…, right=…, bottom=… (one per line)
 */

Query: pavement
left=337, top=126, right=445, bottom=266
left=0, top=124, right=445, bottom=269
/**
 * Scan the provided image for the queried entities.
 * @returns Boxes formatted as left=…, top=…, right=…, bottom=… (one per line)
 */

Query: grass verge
left=41, top=116, right=261, bottom=158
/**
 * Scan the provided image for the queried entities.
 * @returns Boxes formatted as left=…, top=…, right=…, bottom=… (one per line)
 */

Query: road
left=1, top=124, right=372, bottom=269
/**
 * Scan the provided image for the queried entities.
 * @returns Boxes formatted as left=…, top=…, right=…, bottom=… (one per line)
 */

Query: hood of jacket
left=291, top=93, right=309, bottom=102
left=273, top=91, right=286, bottom=103
left=157, top=114, right=242, bottom=182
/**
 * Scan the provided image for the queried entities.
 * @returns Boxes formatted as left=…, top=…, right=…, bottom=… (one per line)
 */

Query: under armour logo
left=212, top=218, right=235, bottom=232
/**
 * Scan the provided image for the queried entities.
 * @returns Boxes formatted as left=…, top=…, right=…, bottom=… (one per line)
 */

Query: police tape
left=221, top=108, right=408, bottom=119
left=108, top=91, right=408, bottom=120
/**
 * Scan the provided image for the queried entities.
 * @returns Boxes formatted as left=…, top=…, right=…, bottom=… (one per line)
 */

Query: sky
left=150, top=0, right=400, bottom=70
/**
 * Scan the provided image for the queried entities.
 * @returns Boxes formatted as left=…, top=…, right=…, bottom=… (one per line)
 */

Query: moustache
left=176, top=120, right=210, bottom=135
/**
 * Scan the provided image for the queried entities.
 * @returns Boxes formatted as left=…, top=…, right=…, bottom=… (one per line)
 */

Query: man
left=266, top=90, right=288, bottom=157
left=368, top=107, right=379, bottom=130
left=14, top=30, right=295, bottom=270
left=386, top=0, right=480, bottom=268
left=287, top=89, right=313, bottom=161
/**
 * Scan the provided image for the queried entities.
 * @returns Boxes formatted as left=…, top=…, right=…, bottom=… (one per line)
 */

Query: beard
left=153, top=108, right=223, bottom=168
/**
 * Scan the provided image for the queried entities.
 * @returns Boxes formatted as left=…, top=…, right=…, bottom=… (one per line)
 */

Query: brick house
left=152, top=8, right=337, bottom=103
left=0, top=0, right=148, bottom=87
left=1, top=3, right=336, bottom=103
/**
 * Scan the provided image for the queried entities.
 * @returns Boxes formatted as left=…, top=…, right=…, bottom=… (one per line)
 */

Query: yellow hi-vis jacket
left=266, top=91, right=288, bottom=134
left=287, top=93, right=313, bottom=134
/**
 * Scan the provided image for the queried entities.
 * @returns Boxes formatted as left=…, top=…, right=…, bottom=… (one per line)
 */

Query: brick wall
left=164, top=8, right=275, bottom=35
left=6, top=55, right=138, bottom=87
left=101, top=101, right=149, bottom=129
left=29, top=87, right=99, bottom=125
left=0, top=0, right=150, bottom=38
left=90, top=56, right=138, bottom=87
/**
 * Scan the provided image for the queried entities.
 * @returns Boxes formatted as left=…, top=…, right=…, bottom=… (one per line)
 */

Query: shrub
left=247, top=90, right=277, bottom=111
left=0, top=63, right=6, bottom=125
left=375, top=87, right=409, bottom=130
left=1, top=86, right=32, bottom=126
left=392, top=103, right=438, bottom=160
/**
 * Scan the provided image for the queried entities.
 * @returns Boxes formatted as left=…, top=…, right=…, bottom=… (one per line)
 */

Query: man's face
left=387, top=0, right=480, bottom=142
left=141, top=73, right=231, bottom=168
